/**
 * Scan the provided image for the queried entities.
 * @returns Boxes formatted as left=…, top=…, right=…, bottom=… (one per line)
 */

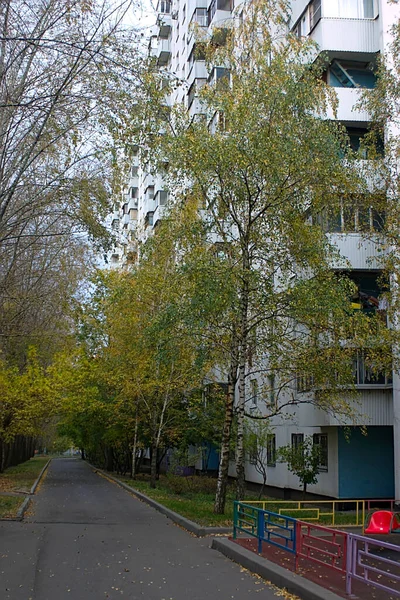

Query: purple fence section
left=346, top=533, right=400, bottom=597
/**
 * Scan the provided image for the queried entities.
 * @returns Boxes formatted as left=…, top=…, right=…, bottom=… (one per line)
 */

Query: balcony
left=156, top=38, right=171, bottom=66
left=111, top=215, right=120, bottom=231
left=353, top=353, right=392, bottom=389
left=148, top=35, right=158, bottom=59
left=128, top=197, right=138, bottom=211
left=153, top=204, right=167, bottom=227
left=157, top=13, right=171, bottom=38
left=310, top=18, right=379, bottom=57
left=144, top=211, right=154, bottom=228
left=128, top=207, right=138, bottom=222
left=207, top=0, right=232, bottom=28
left=154, top=190, right=169, bottom=208
left=328, top=233, right=385, bottom=270
left=208, top=66, right=230, bottom=87
left=325, top=87, right=370, bottom=123
left=190, top=6, right=208, bottom=27
left=187, top=60, right=208, bottom=85
left=188, top=97, right=205, bottom=120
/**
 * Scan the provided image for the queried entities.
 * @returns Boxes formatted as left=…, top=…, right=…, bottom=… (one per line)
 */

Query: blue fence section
left=233, top=502, right=297, bottom=554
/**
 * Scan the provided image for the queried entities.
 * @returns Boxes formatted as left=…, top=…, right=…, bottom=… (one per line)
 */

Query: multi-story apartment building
left=111, top=0, right=400, bottom=500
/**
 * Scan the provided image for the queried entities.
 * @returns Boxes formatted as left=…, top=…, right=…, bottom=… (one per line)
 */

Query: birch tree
left=155, top=0, right=392, bottom=511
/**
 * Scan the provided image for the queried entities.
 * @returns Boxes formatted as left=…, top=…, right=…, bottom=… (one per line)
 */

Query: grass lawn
left=116, top=474, right=364, bottom=529
left=0, top=496, right=25, bottom=518
left=118, top=474, right=269, bottom=527
left=0, top=456, right=49, bottom=494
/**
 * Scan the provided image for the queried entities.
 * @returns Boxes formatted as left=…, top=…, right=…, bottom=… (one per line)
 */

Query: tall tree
left=0, top=0, right=142, bottom=364
left=147, top=0, right=393, bottom=511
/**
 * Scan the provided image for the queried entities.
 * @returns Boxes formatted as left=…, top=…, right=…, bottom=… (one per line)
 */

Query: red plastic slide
left=365, top=510, right=400, bottom=534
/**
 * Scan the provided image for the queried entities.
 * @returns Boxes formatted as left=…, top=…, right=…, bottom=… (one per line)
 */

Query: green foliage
left=277, top=436, right=322, bottom=496
left=244, top=419, right=272, bottom=498
left=164, top=474, right=218, bottom=496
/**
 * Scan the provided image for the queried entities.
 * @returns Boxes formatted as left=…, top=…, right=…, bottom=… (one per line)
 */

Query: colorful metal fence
left=295, top=520, right=347, bottom=573
left=233, top=501, right=400, bottom=599
left=241, top=498, right=397, bottom=529
left=346, top=533, right=400, bottom=597
left=233, top=502, right=296, bottom=554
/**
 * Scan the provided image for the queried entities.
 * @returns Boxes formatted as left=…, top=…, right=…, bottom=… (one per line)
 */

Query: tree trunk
left=131, top=413, right=139, bottom=479
left=236, top=266, right=250, bottom=501
left=257, top=469, right=267, bottom=500
left=236, top=353, right=246, bottom=500
left=104, top=446, right=114, bottom=471
left=303, top=482, right=307, bottom=500
left=150, top=440, right=158, bottom=489
left=214, top=336, right=239, bottom=514
left=136, top=448, right=144, bottom=475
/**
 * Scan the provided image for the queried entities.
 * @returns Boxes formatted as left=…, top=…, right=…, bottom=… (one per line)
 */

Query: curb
left=92, top=467, right=230, bottom=537
left=211, top=537, right=344, bottom=600
left=16, top=496, right=31, bottom=520
left=0, top=458, right=52, bottom=521
left=30, top=458, right=51, bottom=495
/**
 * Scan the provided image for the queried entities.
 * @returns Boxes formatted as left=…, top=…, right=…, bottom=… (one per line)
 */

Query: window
left=292, top=433, right=304, bottom=450
left=294, top=9, right=308, bottom=37
left=341, top=127, right=384, bottom=159
left=313, top=433, right=328, bottom=471
left=131, top=166, right=139, bottom=177
left=155, top=190, right=169, bottom=206
left=249, top=444, right=258, bottom=465
left=188, top=44, right=206, bottom=72
left=309, top=0, right=321, bottom=30
left=250, top=379, right=258, bottom=407
left=208, top=67, right=230, bottom=88
left=267, top=434, right=276, bottom=466
left=191, top=7, right=207, bottom=27
left=158, top=0, right=171, bottom=14
left=207, top=0, right=232, bottom=25
left=342, top=198, right=385, bottom=233
left=352, top=352, right=392, bottom=386
left=268, top=373, right=276, bottom=408
left=297, top=374, right=313, bottom=393
left=346, top=270, right=387, bottom=315
left=208, top=0, right=216, bottom=25
left=323, top=196, right=386, bottom=234
left=182, top=4, right=186, bottom=22
left=328, top=60, right=376, bottom=89
left=324, top=0, right=374, bottom=19
left=187, top=78, right=207, bottom=108
left=146, top=185, right=154, bottom=200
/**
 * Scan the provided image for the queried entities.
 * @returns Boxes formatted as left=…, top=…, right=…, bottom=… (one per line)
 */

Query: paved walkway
left=0, top=458, right=290, bottom=600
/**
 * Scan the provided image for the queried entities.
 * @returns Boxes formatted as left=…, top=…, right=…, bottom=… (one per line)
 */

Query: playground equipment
left=364, top=510, right=400, bottom=534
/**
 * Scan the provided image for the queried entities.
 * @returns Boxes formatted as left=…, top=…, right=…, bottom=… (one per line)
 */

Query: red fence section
left=295, top=521, right=347, bottom=573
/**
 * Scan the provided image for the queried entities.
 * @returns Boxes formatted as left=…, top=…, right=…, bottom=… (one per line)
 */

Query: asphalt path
left=0, top=458, right=288, bottom=600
